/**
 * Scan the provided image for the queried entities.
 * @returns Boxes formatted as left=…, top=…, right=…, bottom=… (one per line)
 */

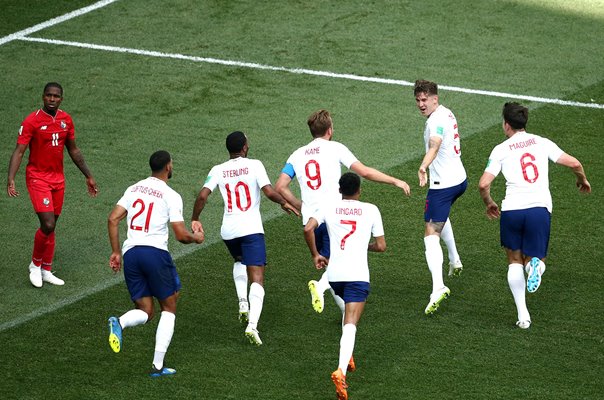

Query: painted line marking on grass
left=0, top=0, right=120, bottom=46
left=16, top=36, right=604, bottom=110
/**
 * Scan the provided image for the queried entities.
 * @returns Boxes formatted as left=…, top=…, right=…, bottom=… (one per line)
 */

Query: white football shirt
left=283, top=138, right=358, bottom=223
left=484, top=131, right=564, bottom=212
left=312, top=199, right=384, bottom=283
left=424, top=105, right=467, bottom=189
left=117, top=177, right=185, bottom=254
left=204, top=157, right=271, bottom=240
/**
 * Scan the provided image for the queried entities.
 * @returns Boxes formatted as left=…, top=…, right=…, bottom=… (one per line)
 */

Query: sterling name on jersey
left=282, top=138, right=358, bottom=224
left=484, top=131, right=564, bottom=213
left=424, top=105, right=467, bottom=189
left=117, top=177, right=185, bottom=254
left=204, top=157, right=271, bottom=240
left=312, top=199, right=384, bottom=283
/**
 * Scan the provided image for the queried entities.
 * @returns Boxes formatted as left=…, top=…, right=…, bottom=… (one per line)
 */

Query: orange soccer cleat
left=331, top=368, right=348, bottom=400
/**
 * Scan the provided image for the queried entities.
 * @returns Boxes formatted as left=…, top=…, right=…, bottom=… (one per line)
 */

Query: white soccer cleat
left=238, top=300, right=249, bottom=323
left=448, top=261, right=463, bottom=277
left=244, top=326, right=263, bottom=346
left=516, top=320, right=531, bottom=329
left=29, top=262, right=42, bottom=288
left=41, top=269, right=65, bottom=286
left=424, top=286, right=451, bottom=315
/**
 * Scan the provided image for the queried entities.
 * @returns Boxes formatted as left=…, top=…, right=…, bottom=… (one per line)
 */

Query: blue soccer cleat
left=526, top=257, right=542, bottom=293
left=149, top=366, right=177, bottom=378
left=108, top=316, right=122, bottom=353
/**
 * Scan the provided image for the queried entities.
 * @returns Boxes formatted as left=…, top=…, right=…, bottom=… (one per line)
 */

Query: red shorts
left=26, top=178, right=65, bottom=215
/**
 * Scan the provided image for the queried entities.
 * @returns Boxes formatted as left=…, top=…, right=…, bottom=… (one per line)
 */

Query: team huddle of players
left=7, top=81, right=590, bottom=398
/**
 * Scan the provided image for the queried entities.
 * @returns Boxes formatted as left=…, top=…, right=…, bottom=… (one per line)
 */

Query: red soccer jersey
left=17, top=109, right=75, bottom=184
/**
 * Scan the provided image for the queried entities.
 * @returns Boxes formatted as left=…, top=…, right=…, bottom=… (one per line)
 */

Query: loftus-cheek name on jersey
left=509, top=138, right=537, bottom=151
left=336, top=207, right=363, bottom=216
left=223, top=167, right=249, bottom=178
left=305, top=147, right=320, bottom=155
left=130, top=185, right=164, bottom=199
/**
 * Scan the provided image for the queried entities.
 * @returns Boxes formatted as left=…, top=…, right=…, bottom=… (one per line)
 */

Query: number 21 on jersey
left=130, top=199, right=154, bottom=232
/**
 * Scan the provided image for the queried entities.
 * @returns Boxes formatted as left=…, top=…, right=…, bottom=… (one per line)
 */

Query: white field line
left=15, top=36, right=604, bottom=110
left=0, top=0, right=120, bottom=46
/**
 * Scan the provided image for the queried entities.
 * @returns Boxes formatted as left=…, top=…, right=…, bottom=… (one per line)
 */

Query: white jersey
left=484, top=131, right=564, bottom=213
left=424, top=105, right=467, bottom=189
left=283, top=138, right=358, bottom=223
left=204, top=157, right=271, bottom=240
left=312, top=199, right=384, bottom=283
left=117, top=177, right=185, bottom=254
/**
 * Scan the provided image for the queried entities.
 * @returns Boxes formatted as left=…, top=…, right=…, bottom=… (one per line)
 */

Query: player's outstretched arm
left=275, top=173, right=302, bottom=211
left=261, top=184, right=301, bottom=217
left=478, top=172, right=500, bottom=219
left=303, top=217, right=327, bottom=269
left=350, top=161, right=411, bottom=196
left=108, top=205, right=127, bottom=272
left=417, top=136, right=442, bottom=187
left=172, top=221, right=204, bottom=244
left=191, top=187, right=212, bottom=233
left=368, top=236, right=386, bottom=252
left=65, top=138, right=98, bottom=197
left=556, top=153, right=591, bottom=194
left=6, top=143, right=27, bottom=197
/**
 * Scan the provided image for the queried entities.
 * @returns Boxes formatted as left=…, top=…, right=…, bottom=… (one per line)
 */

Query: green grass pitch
left=0, top=1, right=602, bottom=399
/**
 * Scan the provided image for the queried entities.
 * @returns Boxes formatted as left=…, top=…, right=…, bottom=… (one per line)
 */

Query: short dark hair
left=149, top=150, right=171, bottom=172
left=43, top=82, right=63, bottom=96
left=226, top=131, right=247, bottom=153
left=339, top=172, right=361, bottom=196
left=414, top=80, right=438, bottom=96
left=502, top=102, right=528, bottom=130
left=307, top=109, right=332, bottom=138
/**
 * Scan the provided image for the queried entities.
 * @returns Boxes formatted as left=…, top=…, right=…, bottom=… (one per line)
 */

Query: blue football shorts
left=424, top=179, right=467, bottom=223
left=123, top=246, right=181, bottom=301
left=500, top=207, right=551, bottom=259
left=329, top=281, right=370, bottom=303
left=223, top=233, right=267, bottom=266
left=315, top=222, right=331, bottom=258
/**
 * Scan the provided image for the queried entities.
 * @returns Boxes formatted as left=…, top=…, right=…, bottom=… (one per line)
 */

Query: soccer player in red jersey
left=6, top=82, right=98, bottom=287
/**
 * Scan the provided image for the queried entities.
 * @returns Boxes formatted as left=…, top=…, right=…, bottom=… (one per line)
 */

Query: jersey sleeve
left=17, top=115, right=35, bottom=145
left=426, top=118, right=445, bottom=138
left=543, top=138, right=564, bottom=163
left=116, top=186, right=133, bottom=209
left=167, top=191, right=185, bottom=223
left=255, top=160, right=271, bottom=188
left=202, top=166, right=219, bottom=192
left=337, top=143, right=359, bottom=168
left=66, top=114, right=75, bottom=140
left=370, top=205, right=385, bottom=237
left=484, top=146, right=502, bottom=177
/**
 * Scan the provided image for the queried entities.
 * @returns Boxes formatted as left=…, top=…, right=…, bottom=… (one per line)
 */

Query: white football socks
left=119, top=309, right=149, bottom=329
left=441, top=219, right=461, bottom=264
left=233, top=261, right=248, bottom=302
left=247, top=282, right=265, bottom=330
left=508, top=264, right=530, bottom=322
left=338, top=324, right=357, bottom=376
left=316, top=271, right=331, bottom=294
left=424, top=235, right=445, bottom=294
left=329, top=288, right=346, bottom=314
left=153, top=311, right=175, bottom=370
